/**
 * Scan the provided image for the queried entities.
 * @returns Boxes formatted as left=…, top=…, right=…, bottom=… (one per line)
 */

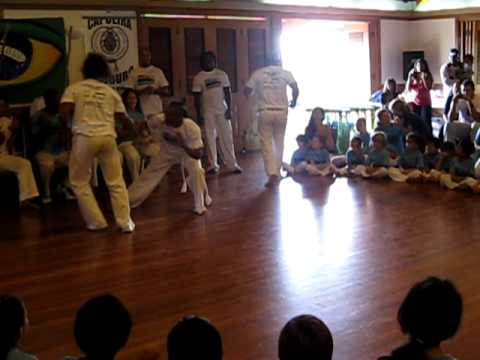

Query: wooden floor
left=1, top=152, right=480, bottom=360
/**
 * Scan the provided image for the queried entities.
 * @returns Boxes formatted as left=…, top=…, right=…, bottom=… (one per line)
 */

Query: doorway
left=280, top=19, right=372, bottom=159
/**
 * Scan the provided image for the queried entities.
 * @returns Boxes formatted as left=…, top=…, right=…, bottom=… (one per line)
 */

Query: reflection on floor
left=1, top=152, right=479, bottom=360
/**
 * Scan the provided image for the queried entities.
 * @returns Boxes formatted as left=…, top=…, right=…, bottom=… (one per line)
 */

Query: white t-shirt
left=246, top=65, right=296, bottom=110
left=192, top=69, right=230, bottom=115
left=162, top=118, right=203, bottom=154
left=456, top=96, right=480, bottom=123
left=129, top=65, right=169, bottom=116
left=61, top=79, right=126, bottom=138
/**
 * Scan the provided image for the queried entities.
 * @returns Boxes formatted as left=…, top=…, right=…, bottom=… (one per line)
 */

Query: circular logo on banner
left=0, top=32, right=33, bottom=81
left=91, top=26, right=129, bottom=62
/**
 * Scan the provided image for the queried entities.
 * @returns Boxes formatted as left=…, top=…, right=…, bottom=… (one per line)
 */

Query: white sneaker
left=194, top=207, right=207, bottom=216
left=205, top=194, right=213, bottom=207
left=87, top=223, right=109, bottom=231
left=121, top=219, right=135, bottom=233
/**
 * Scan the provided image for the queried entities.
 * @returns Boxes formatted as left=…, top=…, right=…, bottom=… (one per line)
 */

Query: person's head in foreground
left=82, top=53, right=111, bottom=81
left=389, top=99, right=409, bottom=119
left=461, top=79, right=475, bottom=100
left=387, top=277, right=462, bottom=360
left=167, top=316, right=223, bottom=360
left=43, top=88, right=60, bottom=114
left=74, top=294, right=132, bottom=360
left=376, top=109, right=392, bottom=128
left=0, top=295, right=28, bottom=360
left=406, top=133, right=422, bottom=152
left=449, top=48, right=460, bottom=65
left=122, top=89, right=140, bottom=113
left=140, top=48, right=152, bottom=67
left=384, top=77, right=397, bottom=95
left=425, top=138, right=440, bottom=156
left=356, top=117, right=367, bottom=133
left=278, top=314, right=333, bottom=360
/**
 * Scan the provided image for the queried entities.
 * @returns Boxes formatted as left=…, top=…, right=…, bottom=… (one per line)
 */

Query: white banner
left=83, top=14, right=138, bottom=89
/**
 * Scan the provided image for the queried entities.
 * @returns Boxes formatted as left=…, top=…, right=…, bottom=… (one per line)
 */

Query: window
left=217, top=28, right=238, bottom=92
left=184, top=28, right=205, bottom=93
left=149, top=27, right=174, bottom=96
left=247, top=29, right=267, bottom=75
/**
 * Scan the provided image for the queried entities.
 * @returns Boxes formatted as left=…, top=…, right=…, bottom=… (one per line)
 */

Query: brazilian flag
left=0, top=18, right=66, bottom=104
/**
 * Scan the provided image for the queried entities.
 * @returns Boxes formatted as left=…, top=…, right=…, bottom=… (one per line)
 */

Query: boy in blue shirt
left=424, top=138, right=440, bottom=170
left=354, top=132, right=390, bottom=178
left=283, top=135, right=308, bottom=175
left=304, top=136, right=333, bottom=176
left=335, top=136, right=365, bottom=177
left=390, top=133, right=425, bottom=182
left=440, top=138, right=478, bottom=190
left=375, top=109, right=406, bottom=155
left=425, top=142, right=456, bottom=183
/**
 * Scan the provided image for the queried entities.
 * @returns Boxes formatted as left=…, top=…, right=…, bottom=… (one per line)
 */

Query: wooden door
left=138, top=16, right=269, bottom=150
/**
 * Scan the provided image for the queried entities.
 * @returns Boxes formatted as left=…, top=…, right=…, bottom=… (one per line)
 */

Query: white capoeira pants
left=258, top=110, right=288, bottom=177
left=388, top=168, right=423, bottom=182
left=69, top=135, right=133, bottom=230
left=118, top=142, right=142, bottom=182
left=352, top=165, right=389, bottom=179
left=0, top=154, right=39, bottom=202
left=284, top=161, right=333, bottom=176
left=204, top=112, right=238, bottom=171
left=439, top=174, right=479, bottom=190
left=128, top=147, right=211, bottom=214
left=36, top=151, right=69, bottom=198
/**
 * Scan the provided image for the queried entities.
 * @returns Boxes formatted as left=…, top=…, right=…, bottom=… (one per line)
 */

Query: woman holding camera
left=407, top=58, right=434, bottom=136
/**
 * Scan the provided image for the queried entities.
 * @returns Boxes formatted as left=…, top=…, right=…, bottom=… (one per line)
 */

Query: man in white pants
left=129, top=48, right=169, bottom=122
left=193, top=51, right=242, bottom=174
left=128, top=101, right=212, bottom=215
left=60, top=53, right=135, bottom=233
left=244, top=56, right=299, bottom=187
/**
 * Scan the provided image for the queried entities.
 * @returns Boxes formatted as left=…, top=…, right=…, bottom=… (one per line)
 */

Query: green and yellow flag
left=0, top=18, right=66, bottom=104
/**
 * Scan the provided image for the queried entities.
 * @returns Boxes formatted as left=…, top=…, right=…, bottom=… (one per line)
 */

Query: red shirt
left=411, top=77, right=432, bottom=106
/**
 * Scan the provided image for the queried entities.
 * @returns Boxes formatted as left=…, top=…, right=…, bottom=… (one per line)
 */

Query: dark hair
left=398, top=277, right=462, bottom=349
left=457, top=138, right=475, bottom=156
left=0, top=296, right=26, bottom=360
left=462, top=79, right=475, bottom=91
left=351, top=136, right=362, bottom=146
left=441, top=141, right=456, bottom=154
left=278, top=315, right=333, bottom=360
left=74, top=295, right=132, bottom=359
left=372, top=131, right=387, bottom=145
left=406, top=132, right=424, bottom=148
left=414, top=59, right=433, bottom=80
left=81, top=53, right=111, bottom=80
left=305, top=107, right=326, bottom=139
left=426, top=137, right=441, bottom=149
left=167, top=316, right=223, bottom=360
left=121, top=89, right=140, bottom=112
left=383, top=77, right=397, bottom=93
left=464, top=54, right=474, bottom=62
left=296, top=134, right=307, bottom=143
left=43, top=88, right=60, bottom=111
left=201, top=51, right=217, bottom=67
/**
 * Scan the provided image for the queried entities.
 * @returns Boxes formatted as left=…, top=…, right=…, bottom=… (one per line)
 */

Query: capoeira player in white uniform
left=129, top=48, right=169, bottom=127
left=244, top=56, right=299, bottom=187
left=193, top=51, right=243, bottom=175
left=128, top=101, right=212, bottom=215
left=60, top=53, right=135, bottom=232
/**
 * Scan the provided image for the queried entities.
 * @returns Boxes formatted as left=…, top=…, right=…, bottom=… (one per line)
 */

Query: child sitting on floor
left=304, top=136, right=333, bottom=176
left=441, top=138, right=478, bottom=191
left=389, top=133, right=425, bottom=183
left=426, top=142, right=456, bottom=183
left=355, top=117, right=371, bottom=152
left=354, top=132, right=390, bottom=179
left=336, top=136, right=365, bottom=176
left=283, top=135, right=308, bottom=175
left=424, top=138, right=441, bottom=171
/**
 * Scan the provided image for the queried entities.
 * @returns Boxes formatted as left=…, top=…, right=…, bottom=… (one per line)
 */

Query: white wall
left=380, top=18, right=456, bottom=84
left=4, top=9, right=138, bottom=84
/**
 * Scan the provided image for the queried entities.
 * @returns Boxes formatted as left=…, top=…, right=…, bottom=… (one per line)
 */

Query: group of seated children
left=286, top=103, right=480, bottom=194
left=0, top=87, right=160, bottom=206
left=0, top=276, right=462, bottom=360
